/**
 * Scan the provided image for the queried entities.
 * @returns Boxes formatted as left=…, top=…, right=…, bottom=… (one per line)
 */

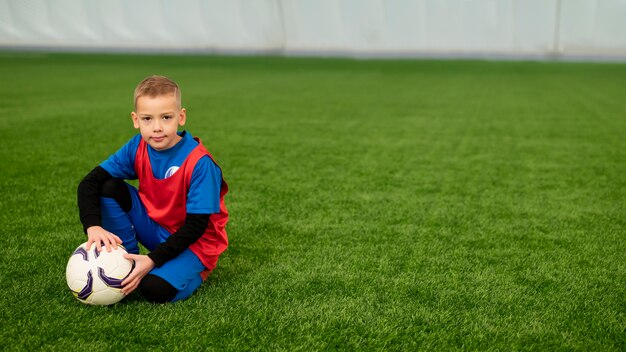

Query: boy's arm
left=147, top=213, right=211, bottom=267
left=77, top=166, right=112, bottom=230
left=146, top=155, right=221, bottom=267
left=77, top=166, right=122, bottom=251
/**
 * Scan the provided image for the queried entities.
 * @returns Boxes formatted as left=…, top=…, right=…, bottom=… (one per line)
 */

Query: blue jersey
left=100, top=131, right=222, bottom=214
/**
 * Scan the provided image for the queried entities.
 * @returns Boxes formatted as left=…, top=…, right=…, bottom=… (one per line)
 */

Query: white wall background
left=1, top=0, right=625, bottom=59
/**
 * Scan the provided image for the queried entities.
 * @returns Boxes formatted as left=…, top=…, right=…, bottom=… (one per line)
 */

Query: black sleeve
left=147, top=213, right=211, bottom=267
left=77, top=166, right=113, bottom=232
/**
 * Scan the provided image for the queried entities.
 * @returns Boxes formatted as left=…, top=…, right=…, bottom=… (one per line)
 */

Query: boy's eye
left=142, top=117, right=151, bottom=121
left=163, top=115, right=172, bottom=120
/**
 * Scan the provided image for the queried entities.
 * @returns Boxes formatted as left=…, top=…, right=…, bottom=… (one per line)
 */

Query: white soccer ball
left=66, top=242, right=134, bottom=305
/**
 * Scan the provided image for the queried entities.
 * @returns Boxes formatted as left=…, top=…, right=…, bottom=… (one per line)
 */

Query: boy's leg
left=123, top=184, right=170, bottom=251
left=139, top=249, right=208, bottom=303
left=99, top=179, right=139, bottom=254
left=121, top=184, right=212, bottom=303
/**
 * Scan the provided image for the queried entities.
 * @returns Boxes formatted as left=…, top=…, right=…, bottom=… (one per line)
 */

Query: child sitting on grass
left=77, top=75, right=228, bottom=303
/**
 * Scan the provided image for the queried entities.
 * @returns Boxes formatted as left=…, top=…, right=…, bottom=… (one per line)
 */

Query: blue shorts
left=100, top=183, right=205, bottom=302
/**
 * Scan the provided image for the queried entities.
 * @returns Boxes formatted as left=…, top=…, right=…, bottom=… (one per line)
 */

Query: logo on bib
left=165, top=166, right=179, bottom=179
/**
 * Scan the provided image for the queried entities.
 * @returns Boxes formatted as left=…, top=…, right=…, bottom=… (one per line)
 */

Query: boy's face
left=131, top=94, right=186, bottom=151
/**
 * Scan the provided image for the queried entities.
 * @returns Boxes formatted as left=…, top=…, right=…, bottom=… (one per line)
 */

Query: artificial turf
left=0, top=52, right=624, bottom=351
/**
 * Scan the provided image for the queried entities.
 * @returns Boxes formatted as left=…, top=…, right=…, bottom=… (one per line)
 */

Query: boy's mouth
left=152, top=136, right=165, bottom=142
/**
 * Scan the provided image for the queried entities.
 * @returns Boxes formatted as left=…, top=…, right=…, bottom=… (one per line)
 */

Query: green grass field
left=0, top=52, right=625, bottom=351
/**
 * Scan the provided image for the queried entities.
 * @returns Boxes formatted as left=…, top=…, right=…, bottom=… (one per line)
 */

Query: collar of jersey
left=146, top=130, right=192, bottom=158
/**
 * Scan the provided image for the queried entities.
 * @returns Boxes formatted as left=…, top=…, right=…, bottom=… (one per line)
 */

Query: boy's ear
left=178, top=108, right=187, bottom=126
left=131, top=112, right=140, bottom=129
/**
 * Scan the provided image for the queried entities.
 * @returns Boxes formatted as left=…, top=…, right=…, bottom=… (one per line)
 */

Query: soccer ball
left=66, top=242, right=134, bottom=305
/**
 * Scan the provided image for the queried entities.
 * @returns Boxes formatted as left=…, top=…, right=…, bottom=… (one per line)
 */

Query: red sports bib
left=135, top=137, right=228, bottom=279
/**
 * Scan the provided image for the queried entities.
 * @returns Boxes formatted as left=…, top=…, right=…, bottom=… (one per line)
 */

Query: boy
left=77, top=75, right=228, bottom=303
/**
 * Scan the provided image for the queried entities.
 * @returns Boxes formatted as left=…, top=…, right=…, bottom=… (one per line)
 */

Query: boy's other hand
left=121, top=254, right=155, bottom=296
left=86, top=226, right=122, bottom=252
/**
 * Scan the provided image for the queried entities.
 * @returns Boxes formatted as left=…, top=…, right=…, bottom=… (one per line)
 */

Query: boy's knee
left=100, top=179, right=132, bottom=212
left=139, top=274, right=178, bottom=303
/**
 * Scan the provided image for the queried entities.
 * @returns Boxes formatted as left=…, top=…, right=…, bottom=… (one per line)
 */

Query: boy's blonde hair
left=134, top=75, right=181, bottom=110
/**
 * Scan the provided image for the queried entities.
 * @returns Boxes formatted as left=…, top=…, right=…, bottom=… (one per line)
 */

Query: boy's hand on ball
left=86, top=226, right=122, bottom=252
left=121, top=254, right=155, bottom=295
